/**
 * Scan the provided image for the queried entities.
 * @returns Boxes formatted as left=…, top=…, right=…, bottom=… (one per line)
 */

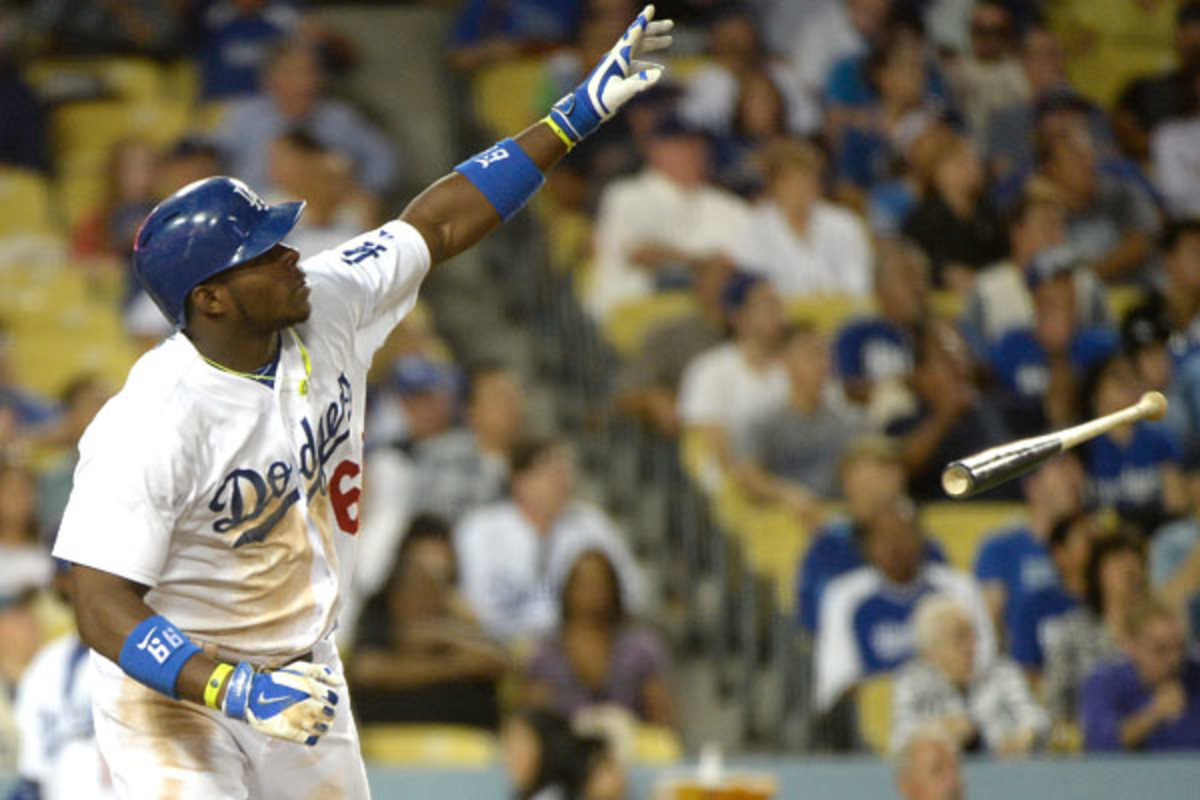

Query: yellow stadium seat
left=27, top=56, right=165, bottom=104
left=1106, top=285, right=1147, bottom=323
left=633, top=724, right=684, bottom=764
left=919, top=502, right=1026, bottom=572
left=52, top=100, right=192, bottom=162
left=788, top=295, right=872, bottom=333
left=713, top=483, right=810, bottom=609
left=470, top=58, right=546, bottom=136
left=929, top=289, right=964, bottom=320
left=0, top=168, right=55, bottom=236
left=359, top=724, right=498, bottom=766
left=604, top=292, right=696, bottom=359
left=856, top=673, right=894, bottom=754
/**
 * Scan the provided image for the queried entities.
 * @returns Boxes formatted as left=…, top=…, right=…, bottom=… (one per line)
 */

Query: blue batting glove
left=222, top=660, right=342, bottom=746
left=548, top=4, right=673, bottom=145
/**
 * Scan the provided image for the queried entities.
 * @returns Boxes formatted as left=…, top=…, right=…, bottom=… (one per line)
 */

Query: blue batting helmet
left=132, top=176, right=305, bottom=325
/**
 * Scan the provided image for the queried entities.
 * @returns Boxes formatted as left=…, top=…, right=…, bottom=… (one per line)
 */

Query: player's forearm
left=399, top=122, right=566, bottom=265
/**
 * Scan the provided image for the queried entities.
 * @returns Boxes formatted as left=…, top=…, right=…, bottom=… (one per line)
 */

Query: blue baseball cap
left=720, top=270, right=766, bottom=314
left=390, top=356, right=456, bottom=396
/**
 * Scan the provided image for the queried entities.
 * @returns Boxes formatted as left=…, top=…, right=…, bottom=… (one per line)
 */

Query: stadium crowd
left=2, top=0, right=1200, bottom=797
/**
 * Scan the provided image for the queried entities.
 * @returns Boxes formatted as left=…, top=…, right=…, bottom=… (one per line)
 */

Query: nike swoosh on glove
left=548, top=3, right=674, bottom=144
left=222, top=660, right=342, bottom=746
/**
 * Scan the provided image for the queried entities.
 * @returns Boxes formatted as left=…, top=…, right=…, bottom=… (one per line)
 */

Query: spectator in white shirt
left=1151, top=67, right=1200, bottom=219
left=455, top=438, right=644, bottom=646
left=891, top=594, right=1048, bottom=756
left=586, top=116, right=751, bottom=321
left=733, top=138, right=873, bottom=299
left=678, top=272, right=788, bottom=484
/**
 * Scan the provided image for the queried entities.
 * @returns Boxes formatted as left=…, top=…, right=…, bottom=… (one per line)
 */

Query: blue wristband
left=222, top=661, right=255, bottom=720
left=118, top=615, right=201, bottom=699
left=454, top=139, right=545, bottom=221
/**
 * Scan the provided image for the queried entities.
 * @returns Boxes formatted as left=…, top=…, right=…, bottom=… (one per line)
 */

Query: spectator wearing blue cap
left=678, top=271, right=788, bottom=482
left=988, top=246, right=1119, bottom=437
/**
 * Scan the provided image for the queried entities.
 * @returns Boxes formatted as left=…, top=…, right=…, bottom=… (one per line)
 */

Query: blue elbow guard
left=454, top=138, right=545, bottom=221
left=118, top=614, right=201, bottom=699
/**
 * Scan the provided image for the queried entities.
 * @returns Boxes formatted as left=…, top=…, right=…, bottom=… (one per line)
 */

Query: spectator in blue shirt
left=1081, top=354, right=1188, bottom=531
left=1009, top=511, right=1098, bottom=672
left=794, top=436, right=946, bottom=633
left=1082, top=599, right=1200, bottom=752
left=974, top=454, right=1087, bottom=639
left=447, top=0, right=584, bottom=73
left=835, top=239, right=929, bottom=406
left=988, top=249, right=1119, bottom=437
left=198, top=0, right=303, bottom=100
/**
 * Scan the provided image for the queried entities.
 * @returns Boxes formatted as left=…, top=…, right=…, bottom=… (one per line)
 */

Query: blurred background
left=1, top=0, right=1200, bottom=797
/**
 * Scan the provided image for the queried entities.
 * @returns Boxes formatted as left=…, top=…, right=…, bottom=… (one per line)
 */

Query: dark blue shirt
left=834, top=317, right=912, bottom=384
left=1011, top=585, right=1079, bottom=667
left=1084, top=423, right=1182, bottom=525
left=200, top=3, right=300, bottom=99
left=989, top=326, right=1119, bottom=399
left=450, top=0, right=582, bottom=47
left=1082, top=657, right=1200, bottom=752
left=795, top=517, right=946, bottom=632
left=974, top=525, right=1059, bottom=638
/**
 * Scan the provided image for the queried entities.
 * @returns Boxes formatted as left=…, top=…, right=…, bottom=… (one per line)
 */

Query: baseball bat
left=941, top=391, right=1168, bottom=499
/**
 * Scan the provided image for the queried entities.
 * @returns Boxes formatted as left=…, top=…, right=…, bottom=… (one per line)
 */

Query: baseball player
left=50, top=7, right=673, bottom=798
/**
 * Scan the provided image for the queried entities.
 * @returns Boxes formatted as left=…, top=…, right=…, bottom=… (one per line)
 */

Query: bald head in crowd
left=896, top=726, right=966, bottom=800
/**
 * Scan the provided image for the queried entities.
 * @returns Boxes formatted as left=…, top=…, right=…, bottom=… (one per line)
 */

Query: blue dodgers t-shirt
left=1011, top=585, right=1079, bottom=667
left=795, top=517, right=946, bottom=632
left=834, top=317, right=913, bottom=384
left=974, top=525, right=1059, bottom=637
left=199, top=4, right=299, bottom=99
left=1084, top=423, right=1182, bottom=522
left=989, top=326, right=1119, bottom=398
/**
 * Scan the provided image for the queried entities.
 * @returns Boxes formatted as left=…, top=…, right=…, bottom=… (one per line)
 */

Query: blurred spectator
left=1151, top=65, right=1200, bottom=218
left=795, top=436, right=947, bottom=633
left=157, top=136, right=224, bottom=195
left=410, top=362, right=526, bottom=524
left=586, top=115, right=749, bottom=321
left=1115, top=1, right=1200, bottom=162
left=26, top=0, right=182, bottom=57
left=268, top=129, right=378, bottom=255
left=1121, top=307, right=1196, bottom=464
left=891, top=594, right=1048, bottom=755
left=0, top=45, right=50, bottom=173
left=1081, top=598, right=1200, bottom=751
left=963, top=181, right=1108, bottom=356
left=834, top=238, right=928, bottom=406
left=887, top=322, right=1012, bottom=501
left=1042, top=531, right=1148, bottom=725
left=735, top=324, right=865, bottom=523
left=447, top=0, right=585, bottom=73
left=988, top=250, right=1118, bottom=435
left=901, top=128, right=1005, bottom=291
left=1151, top=479, right=1200, bottom=641
left=199, top=0, right=303, bottom=100
left=1047, top=0, right=1181, bottom=108
left=455, top=438, right=644, bottom=645
left=526, top=550, right=674, bottom=726
left=349, top=515, right=507, bottom=729
left=732, top=138, right=873, bottom=299
left=677, top=272, right=787, bottom=477
left=350, top=357, right=458, bottom=643
left=501, top=709, right=625, bottom=800
left=1035, top=124, right=1160, bottom=282
left=1009, top=511, right=1098, bottom=674
left=71, top=138, right=160, bottom=264
left=13, top=561, right=116, bottom=799
left=814, top=497, right=995, bottom=712
left=617, top=258, right=730, bottom=436
left=0, top=461, right=42, bottom=547
left=711, top=71, right=791, bottom=196
left=214, top=40, right=399, bottom=197
left=945, top=0, right=1027, bottom=144
left=1080, top=354, right=1187, bottom=531
left=973, top=454, right=1088, bottom=641
left=1132, top=220, right=1200, bottom=349
left=894, top=724, right=966, bottom=800
left=35, top=375, right=113, bottom=538
left=0, top=547, right=51, bottom=771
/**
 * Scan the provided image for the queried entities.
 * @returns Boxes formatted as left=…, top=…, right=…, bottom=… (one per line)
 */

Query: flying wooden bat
left=941, top=391, right=1168, bottom=499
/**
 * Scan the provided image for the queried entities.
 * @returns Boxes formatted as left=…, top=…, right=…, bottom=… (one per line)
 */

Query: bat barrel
left=941, top=436, right=1063, bottom=499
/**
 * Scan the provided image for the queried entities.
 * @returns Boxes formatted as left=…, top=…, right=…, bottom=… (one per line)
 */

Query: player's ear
left=188, top=282, right=227, bottom=320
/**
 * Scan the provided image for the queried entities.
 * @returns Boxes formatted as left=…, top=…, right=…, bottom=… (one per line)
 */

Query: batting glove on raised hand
left=548, top=4, right=673, bottom=146
left=222, top=660, right=342, bottom=746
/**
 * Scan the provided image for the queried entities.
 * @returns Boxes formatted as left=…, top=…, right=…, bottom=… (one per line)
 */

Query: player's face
left=216, top=244, right=312, bottom=331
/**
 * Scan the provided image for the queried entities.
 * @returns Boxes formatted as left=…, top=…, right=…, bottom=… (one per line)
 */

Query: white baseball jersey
left=15, top=633, right=116, bottom=800
left=53, top=220, right=430, bottom=664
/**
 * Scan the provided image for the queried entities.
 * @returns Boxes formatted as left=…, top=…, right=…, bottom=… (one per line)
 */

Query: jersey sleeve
left=973, top=535, right=1010, bottom=583
left=52, top=411, right=177, bottom=587
left=814, top=576, right=864, bottom=712
left=677, top=352, right=724, bottom=426
left=302, top=220, right=432, bottom=363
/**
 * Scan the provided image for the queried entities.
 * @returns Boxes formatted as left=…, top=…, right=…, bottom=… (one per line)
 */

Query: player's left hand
left=222, top=660, right=343, bottom=746
left=548, top=4, right=674, bottom=145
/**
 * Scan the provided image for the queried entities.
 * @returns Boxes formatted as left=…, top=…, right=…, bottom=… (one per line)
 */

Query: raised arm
left=400, top=4, right=673, bottom=266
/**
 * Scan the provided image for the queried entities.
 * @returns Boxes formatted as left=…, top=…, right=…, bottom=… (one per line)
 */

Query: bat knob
left=1139, top=391, right=1168, bottom=421
left=941, top=463, right=974, bottom=498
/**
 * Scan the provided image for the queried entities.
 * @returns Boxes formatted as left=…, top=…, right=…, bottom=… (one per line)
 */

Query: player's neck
left=187, top=324, right=282, bottom=374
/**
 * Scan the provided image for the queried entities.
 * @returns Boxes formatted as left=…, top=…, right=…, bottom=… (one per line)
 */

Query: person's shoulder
left=824, top=565, right=881, bottom=609
left=415, top=426, right=477, bottom=459
left=455, top=500, right=519, bottom=539
left=82, top=338, right=199, bottom=446
left=925, top=562, right=979, bottom=595
left=979, top=524, right=1034, bottom=554
left=813, top=200, right=867, bottom=233
left=688, top=341, right=739, bottom=372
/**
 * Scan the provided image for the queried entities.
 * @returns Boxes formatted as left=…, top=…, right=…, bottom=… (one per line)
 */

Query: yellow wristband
left=543, top=115, right=575, bottom=152
left=204, top=663, right=234, bottom=710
